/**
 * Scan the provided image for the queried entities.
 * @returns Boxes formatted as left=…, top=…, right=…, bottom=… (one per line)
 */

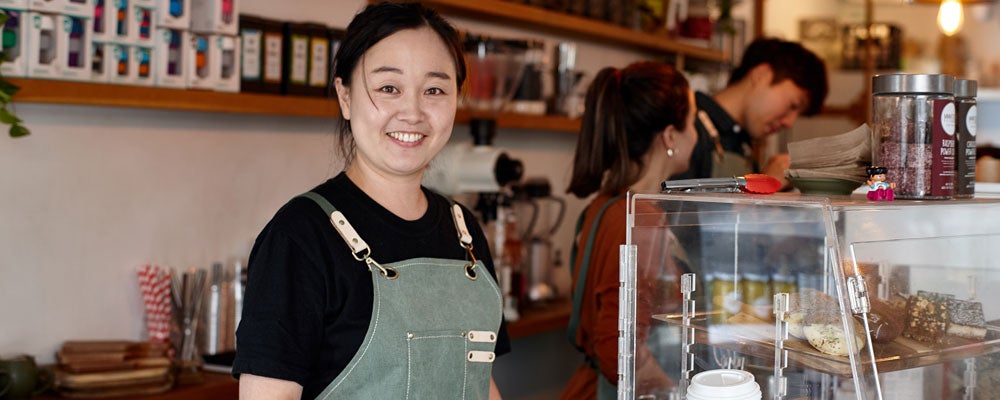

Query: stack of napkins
left=786, top=124, right=872, bottom=183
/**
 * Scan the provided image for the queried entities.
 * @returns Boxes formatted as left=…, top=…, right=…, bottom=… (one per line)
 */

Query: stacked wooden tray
left=54, top=340, right=173, bottom=398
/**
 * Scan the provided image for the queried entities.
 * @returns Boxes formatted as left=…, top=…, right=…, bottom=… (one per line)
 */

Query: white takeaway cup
left=686, top=369, right=762, bottom=400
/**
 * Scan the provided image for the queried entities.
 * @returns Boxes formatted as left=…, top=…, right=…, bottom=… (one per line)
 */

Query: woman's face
left=335, top=26, right=458, bottom=181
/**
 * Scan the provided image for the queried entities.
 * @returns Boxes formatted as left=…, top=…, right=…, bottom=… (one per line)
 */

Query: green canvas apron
left=567, top=194, right=625, bottom=400
left=698, top=110, right=752, bottom=179
left=300, top=192, right=503, bottom=400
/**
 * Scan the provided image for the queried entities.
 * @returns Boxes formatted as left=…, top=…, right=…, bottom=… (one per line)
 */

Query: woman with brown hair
left=562, top=61, right=698, bottom=399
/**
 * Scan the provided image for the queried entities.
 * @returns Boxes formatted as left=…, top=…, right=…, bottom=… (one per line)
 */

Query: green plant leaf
left=9, top=123, right=29, bottom=138
left=0, top=79, right=20, bottom=97
left=0, top=107, right=20, bottom=124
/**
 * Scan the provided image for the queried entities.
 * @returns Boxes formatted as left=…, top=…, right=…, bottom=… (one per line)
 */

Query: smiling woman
left=231, top=3, right=509, bottom=400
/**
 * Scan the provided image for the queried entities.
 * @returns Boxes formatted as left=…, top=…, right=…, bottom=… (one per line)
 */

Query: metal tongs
left=661, top=176, right=750, bottom=193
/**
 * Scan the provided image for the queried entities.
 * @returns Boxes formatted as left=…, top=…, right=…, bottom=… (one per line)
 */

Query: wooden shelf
left=420, top=0, right=728, bottom=62
left=10, top=78, right=581, bottom=133
left=10, top=79, right=338, bottom=118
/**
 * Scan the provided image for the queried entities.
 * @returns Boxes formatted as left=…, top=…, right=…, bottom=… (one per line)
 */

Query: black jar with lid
left=954, top=79, right=977, bottom=198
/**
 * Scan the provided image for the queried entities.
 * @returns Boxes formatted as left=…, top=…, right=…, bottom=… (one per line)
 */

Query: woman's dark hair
left=567, top=61, right=690, bottom=198
left=332, top=2, right=466, bottom=163
left=728, top=38, right=828, bottom=116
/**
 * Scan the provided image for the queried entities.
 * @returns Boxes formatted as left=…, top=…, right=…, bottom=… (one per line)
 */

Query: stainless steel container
left=872, top=74, right=956, bottom=199
left=954, top=79, right=977, bottom=198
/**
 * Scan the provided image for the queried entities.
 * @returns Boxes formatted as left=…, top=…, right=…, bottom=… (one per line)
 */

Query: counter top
left=34, top=301, right=571, bottom=399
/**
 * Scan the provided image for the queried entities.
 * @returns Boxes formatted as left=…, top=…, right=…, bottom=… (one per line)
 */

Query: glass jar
left=740, top=272, right=772, bottom=320
left=708, top=272, right=739, bottom=323
left=954, top=79, right=977, bottom=198
left=872, top=74, right=956, bottom=199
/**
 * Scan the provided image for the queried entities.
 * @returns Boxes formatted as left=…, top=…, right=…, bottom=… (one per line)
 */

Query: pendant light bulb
left=937, top=0, right=964, bottom=36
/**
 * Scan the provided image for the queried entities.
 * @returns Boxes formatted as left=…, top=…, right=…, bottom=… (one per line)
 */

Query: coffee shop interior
left=4, top=0, right=1000, bottom=399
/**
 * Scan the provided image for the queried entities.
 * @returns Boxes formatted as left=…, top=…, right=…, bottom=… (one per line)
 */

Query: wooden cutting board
left=55, top=367, right=171, bottom=390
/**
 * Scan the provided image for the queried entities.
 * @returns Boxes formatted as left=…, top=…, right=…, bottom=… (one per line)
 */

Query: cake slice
left=945, top=298, right=987, bottom=340
left=903, top=290, right=953, bottom=343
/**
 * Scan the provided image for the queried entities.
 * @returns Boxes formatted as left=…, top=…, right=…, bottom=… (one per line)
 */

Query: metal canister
left=872, top=74, right=956, bottom=199
left=954, top=79, right=977, bottom=198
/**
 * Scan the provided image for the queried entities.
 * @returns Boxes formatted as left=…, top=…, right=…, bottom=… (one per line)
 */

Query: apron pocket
left=405, top=329, right=494, bottom=400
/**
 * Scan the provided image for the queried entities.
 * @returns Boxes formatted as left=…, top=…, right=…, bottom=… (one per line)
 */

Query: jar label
left=956, top=102, right=977, bottom=197
left=931, top=99, right=956, bottom=198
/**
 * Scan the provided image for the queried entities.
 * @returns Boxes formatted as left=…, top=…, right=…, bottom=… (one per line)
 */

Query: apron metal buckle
left=366, top=257, right=398, bottom=280
left=462, top=243, right=478, bottom=280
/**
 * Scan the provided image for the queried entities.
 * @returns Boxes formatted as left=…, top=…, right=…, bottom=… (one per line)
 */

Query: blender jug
left=512, top=177, right=566, bottom=303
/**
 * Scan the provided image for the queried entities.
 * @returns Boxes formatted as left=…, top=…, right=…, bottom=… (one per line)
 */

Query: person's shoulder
left=263, top=179, right=342, bottom=234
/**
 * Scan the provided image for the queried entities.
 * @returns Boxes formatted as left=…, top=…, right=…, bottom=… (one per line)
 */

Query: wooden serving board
left=55, top=367, right=171, bottom=390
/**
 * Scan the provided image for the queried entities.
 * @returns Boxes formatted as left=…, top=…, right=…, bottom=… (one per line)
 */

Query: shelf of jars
left=9, top=78, right=582, bottom=133
left=418, top=0, right=729, bottom=62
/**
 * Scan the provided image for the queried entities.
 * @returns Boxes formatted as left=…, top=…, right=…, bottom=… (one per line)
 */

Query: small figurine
left=866, top=166, right=896, bottom=201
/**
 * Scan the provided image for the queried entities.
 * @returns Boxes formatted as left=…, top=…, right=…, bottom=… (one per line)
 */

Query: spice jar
left=872, top=74, right=956, bottom=199
left=954, top=79, right=977, bottom=198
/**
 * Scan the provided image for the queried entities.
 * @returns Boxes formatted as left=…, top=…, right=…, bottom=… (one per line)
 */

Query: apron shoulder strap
left=297, top=191, right=372, bottom=261
left=566, top=193, right=626, bottom=351
left=299, top=191, right=337, bottom=216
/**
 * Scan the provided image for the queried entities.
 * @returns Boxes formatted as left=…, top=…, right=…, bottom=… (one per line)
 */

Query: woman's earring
left=667, top=148, right=675, bottom=157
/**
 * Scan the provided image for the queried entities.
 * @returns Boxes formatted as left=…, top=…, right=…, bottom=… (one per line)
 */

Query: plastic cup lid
left=687, top=369, right=761, bottom=400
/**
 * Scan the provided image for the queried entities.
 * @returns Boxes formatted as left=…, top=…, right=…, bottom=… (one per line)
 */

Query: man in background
left=673, top=38, right=829, bottom=186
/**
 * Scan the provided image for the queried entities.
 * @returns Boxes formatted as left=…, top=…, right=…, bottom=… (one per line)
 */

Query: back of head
left=728, top=38, right=828, bottom=116
left=567, top=61, right=690, bottom=198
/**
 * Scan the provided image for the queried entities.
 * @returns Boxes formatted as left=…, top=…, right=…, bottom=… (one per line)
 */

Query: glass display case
left=619, top=192, right=1000, bottom=399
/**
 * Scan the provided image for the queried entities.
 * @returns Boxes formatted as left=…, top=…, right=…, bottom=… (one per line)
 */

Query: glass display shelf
left=619, top=192, right=1000, bottom=399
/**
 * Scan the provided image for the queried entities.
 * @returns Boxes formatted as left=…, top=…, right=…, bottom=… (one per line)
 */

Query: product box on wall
left=155, top=0, right=187, bottom=29
left=92, top=0, right=110, bottom=41
left=131, top=44, right=152, bottom=85
left=108, top=0, right=133, bottom=43
left=27, top=0, right=58, bottom=13
left=61, top=0, right=92, bottom=17
left=0, top=0, right=27, bottom=9
left=186, top=32, right=214, bottom=89
left=60, top=14, right=92, bottom=80
left=153, top=27, right=186, bottom=88
left=190, top=0, right=236, bottom=35
left=1, top=8, right=30, bottom=77
left=90, top=40, right=110, bottom=81
left=106, top=41, right=131, bottom=84
left=132, top=2, right=154, bottom=46
left=28, top=0, right=93, bottom=17
left=26, top=11, right=60, bottom=78
left=214, top=34, right=238, bottom=92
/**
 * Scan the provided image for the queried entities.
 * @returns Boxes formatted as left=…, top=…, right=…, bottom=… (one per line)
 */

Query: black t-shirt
left=232, top=172, right=511, bottom=399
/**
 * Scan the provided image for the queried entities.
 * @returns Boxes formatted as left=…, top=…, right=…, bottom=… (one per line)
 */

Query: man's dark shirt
left=673, top=91, right=753, bottom=180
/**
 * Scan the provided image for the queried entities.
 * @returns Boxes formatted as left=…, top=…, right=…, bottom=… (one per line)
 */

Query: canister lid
left=872, top=73, right=954, bottom=95
left=955, top=79, right=977, bottom=98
